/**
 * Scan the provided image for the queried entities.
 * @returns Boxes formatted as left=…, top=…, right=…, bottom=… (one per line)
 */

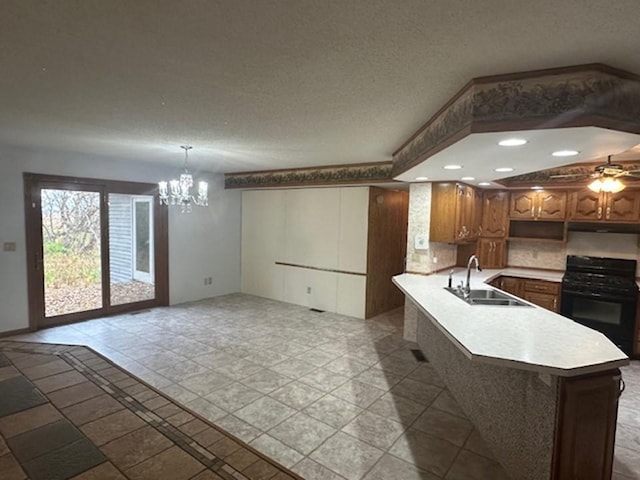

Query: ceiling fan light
left=588, top=179, right=602, bottom=192
left=601, top=177, right=625, bottom=193
left=589, top=177, right=626, bottom=193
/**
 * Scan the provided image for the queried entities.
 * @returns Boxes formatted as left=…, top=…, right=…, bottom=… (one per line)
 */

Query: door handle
left=34, top=252, right=43, bottom=272
left=597, top=206, right=603, bottom=219
left=606, top=206, right=611, bottom=220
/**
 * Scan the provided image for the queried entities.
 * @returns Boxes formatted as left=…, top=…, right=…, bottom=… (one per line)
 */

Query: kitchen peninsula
left=394, top=269, right=628, bottom=480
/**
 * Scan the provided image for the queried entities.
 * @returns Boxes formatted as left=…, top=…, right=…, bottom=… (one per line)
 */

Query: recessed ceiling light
left=415, top=176, right=429, bottom=181
left=478, top=182, right=491, bottom=186
left=495, top=167, right=514, bottom=173
left=443, top=165, right=462, bottom=170
left=498, top=138, right=527, bottom=147
left=461, top=176, right=475, bottom=181
left=552, top=150, right=579, bottom=157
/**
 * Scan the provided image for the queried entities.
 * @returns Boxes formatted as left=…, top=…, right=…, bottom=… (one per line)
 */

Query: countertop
left=393, top=268, right=629, bottom=377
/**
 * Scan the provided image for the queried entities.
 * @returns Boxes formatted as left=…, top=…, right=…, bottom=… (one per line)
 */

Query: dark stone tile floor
left=0, top=341, right=301, bottom=480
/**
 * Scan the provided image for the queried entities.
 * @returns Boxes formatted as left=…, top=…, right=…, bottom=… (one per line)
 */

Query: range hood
left=567, top=222, right=640, bottom=234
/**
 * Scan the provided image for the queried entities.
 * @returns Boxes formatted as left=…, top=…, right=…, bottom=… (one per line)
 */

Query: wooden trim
left=226, top=161, right=393, bottom=177
left=225, top=162, right=395, bottom=189
left=227, top=177, right=394, bottom=190
left=0, top=328, right=30, bottom=338
left=392, top=85, right=475, bottom=156
left=392, top=64, right=640, bottom=157
left=274, top=261, right=366, bottom=277
left=36, top=299, right=161, bottom=329
left=471, top=63, right=640, bottom=84
left=392, top=127, right=472, bottom=178
left=23, top=173, right=169, bottom=330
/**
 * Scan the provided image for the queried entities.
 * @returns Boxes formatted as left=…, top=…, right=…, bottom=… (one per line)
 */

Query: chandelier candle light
left=158, top=145, right=208, bottom=213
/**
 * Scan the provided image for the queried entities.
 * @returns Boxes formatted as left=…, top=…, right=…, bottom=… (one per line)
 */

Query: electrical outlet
left=204, top=278, right=208, bottom=285
left=432, top=256, right=438, bottom=264
left=207, top=277, right=212, bottom=285
left=307, top=287, right=311, bottom=294
left=3, top=242, right=16, bottom=252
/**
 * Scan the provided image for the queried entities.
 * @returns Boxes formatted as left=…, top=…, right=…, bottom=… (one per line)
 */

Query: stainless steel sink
left=444, top=287, right=531, bottom=307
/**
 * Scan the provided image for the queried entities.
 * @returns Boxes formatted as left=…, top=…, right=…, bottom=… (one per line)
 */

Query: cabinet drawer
left=524, top=292, right=558, bottom=312
left=523, top=280, right=560, bottom=295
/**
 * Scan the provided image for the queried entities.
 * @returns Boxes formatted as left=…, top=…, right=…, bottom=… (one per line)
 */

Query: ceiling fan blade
left=549, top=174, right=588, bottom=179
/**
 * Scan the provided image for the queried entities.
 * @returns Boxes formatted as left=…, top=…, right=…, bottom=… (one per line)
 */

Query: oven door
left=560, top=289, right=636, bottom=355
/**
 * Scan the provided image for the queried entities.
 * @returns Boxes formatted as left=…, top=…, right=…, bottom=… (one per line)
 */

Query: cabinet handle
left=553, top=297, right=557, bottom=311
left=606, top=206, right=611, bottom=220
left=597, top=206, right=603, bottom=219
left=531, top=205, right=535, bottom=217
left=619, top=378, right=626, bottom=399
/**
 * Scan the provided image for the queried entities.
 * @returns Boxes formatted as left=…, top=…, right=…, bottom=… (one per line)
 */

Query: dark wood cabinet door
left=537, top=191, right=567, bottom=220
left=570, top=191, right=603, bottom=221
left=491, top=239, right=507, bottom=268
left=524, top=291, right=558, bottom=312
left=481, top=190, right=509, bottom=237
left=509, top=191, right=536, bottom=219
left=553, top=370, right=621, bottom=480
left=499, top=276, right=524, bottom=297
left=456, top=185, right=476, bottom=241
left=605, top=190, right=640, bottom=222
left=472, top=188, right=483, bottom=239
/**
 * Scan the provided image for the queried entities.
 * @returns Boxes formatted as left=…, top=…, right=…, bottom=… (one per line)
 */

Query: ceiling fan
left=549, top=156, right=640, bottom=193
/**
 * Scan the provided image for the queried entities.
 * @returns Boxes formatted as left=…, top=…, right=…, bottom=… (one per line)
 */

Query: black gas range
left=561, top=255, right=638, bottom=356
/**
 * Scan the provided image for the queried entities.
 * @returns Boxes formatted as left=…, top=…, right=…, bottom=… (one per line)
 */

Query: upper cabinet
left=509, top=190, right=567, bottom=220
left=480, top=190, right=509, bottom=237
left=430, top=183, right=480, bottom=243
left=569, top=190, right=640, bottom=223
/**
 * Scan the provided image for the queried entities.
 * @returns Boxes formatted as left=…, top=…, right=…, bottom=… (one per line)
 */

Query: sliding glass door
left=24, top=174, right=168, bottom=329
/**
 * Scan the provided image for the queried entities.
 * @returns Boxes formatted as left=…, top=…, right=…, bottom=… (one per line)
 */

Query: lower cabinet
left=553, top=369, right=621, bottom=479
left=522, top=279, right=560, bottom=312
left=493, top=276, right=560, bottom=312
left=497, top=276, right=525, bottom=298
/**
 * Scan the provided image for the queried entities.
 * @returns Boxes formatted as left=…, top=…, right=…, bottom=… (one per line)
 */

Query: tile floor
left=7, top=293, right=640, bottom=479
left=0, top=343, right=298, bottom=480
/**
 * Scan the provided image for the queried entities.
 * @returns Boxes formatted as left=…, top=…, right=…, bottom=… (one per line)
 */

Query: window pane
left=42, top=189, right=102, bottom=317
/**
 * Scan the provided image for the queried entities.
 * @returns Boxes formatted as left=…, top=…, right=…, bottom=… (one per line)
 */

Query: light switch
left=3, top=242, right=16, bottom=252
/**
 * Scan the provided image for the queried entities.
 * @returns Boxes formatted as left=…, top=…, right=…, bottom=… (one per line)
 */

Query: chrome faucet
left=464, top=255, right=482, bottom=298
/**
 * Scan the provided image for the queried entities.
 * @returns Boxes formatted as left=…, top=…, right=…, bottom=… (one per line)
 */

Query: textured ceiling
left=1, top=0, right=639, bottom=173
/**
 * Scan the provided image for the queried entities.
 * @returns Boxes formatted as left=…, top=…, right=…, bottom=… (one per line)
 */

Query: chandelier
left=158, top=145, right=208, bottom=213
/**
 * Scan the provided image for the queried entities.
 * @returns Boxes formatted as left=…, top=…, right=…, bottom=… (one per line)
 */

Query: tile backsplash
left=508, top=232, right=640, bottom=276
left=405, top=182, right=457, bottom=274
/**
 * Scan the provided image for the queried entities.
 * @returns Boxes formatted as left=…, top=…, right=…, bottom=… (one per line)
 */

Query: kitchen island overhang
left=394, top=270, right=628, bottom=480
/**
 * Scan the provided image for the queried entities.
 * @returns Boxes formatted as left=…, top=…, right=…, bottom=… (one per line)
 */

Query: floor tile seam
left=12, top=432, right=104, bottom=473
left=56, top=350, right=224, bottom=468
left=100, top=437, right=174, bottom=475
left=56, top=349, right=246, bottom=475
left=295, top=429, right=384, bottom=480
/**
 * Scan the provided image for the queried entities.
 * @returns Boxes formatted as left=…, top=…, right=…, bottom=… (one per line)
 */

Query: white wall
left=0, top=145, right=241, bottom=333
left=241, top=187, right=369, bottom=318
